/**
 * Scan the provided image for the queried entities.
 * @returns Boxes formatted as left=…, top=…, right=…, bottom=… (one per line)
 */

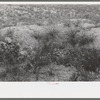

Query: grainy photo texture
left=0, top=4, right=100, bottom=81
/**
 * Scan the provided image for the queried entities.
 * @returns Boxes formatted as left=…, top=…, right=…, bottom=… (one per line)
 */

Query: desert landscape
left=0, top=4, right=100, bottom=81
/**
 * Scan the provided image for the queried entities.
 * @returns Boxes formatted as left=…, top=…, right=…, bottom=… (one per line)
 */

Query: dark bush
left=0, top=36, right=33, bottom=81
left=60, top=46, right=100, bottom=72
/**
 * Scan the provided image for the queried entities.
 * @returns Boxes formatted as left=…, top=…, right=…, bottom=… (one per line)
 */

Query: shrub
left=64, top=25, right=95, bottom=48
left=30, top=28, right=62, bottom=80
left=0, top=35, right=33, bottom=81
left=63, top=47, right=100, bottom=72
left=76, top=32, right=95, bottom=47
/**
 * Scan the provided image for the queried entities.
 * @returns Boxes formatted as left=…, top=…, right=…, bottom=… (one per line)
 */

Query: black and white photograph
left=1, top=2, right=100, bottom=82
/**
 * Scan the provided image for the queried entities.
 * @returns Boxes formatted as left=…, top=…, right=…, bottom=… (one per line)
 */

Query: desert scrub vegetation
left=1, top=4, right=100, bottom=81
left=32, top=25, right=100, bottom=81
left=1, top=4, right=100, bottom=28
left=0, top=23, right=100, bottom=81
